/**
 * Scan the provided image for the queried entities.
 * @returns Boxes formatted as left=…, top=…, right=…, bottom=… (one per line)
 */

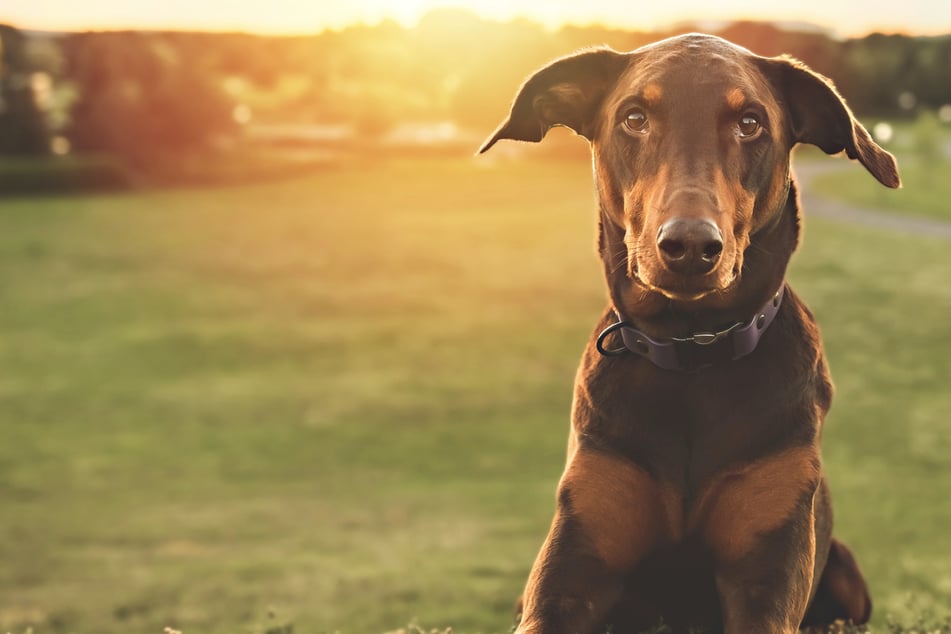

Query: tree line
left=1, top=12, right=949, bottom=171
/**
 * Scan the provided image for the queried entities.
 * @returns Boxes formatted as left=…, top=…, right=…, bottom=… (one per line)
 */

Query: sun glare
left=0, top=0, right=948, bottom=36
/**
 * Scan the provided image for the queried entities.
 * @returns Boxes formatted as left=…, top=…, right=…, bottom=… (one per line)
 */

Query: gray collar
left=596, top=285, right=785, bottom=372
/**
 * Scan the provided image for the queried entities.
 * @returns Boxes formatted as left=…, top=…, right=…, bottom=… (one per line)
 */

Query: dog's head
left=481, top=34, right=899, bottom=313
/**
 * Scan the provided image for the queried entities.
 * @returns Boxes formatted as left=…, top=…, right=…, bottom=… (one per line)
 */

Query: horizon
left=2, top=1, right=950, bottom=38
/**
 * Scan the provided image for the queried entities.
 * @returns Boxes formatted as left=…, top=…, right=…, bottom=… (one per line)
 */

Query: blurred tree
left=906, top=36, right=951, bottom=111
left=839, top=34, right=920, bottom=116
left=0, top=24, right=52, bottom=155
left=63, top=31, right=237, bottom=171
left=38, top=19, right=950, bottom=162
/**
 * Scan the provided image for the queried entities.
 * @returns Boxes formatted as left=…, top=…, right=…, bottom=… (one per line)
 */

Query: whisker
left=610, top=249, right=628, bottom=275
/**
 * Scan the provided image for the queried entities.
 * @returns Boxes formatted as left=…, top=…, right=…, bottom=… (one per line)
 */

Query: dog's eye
left=737, top=114, right=762, bottom=139
left=623, top=109, right=649, bottom=134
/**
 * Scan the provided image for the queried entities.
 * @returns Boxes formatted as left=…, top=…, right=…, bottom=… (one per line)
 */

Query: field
left=2, top=146, right=950, bottom=633
left=810, top=114, right=951, bottom=222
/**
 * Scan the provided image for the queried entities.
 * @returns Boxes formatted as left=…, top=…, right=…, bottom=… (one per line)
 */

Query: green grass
left=811, top=114, right=951, bottom=221
left=1, top=151, right=950, bottom=633
left=811, top=154, right=951, bottom=221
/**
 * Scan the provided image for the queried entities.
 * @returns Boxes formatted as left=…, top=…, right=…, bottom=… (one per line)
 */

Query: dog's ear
left=479, top=47, right=626, bottom=154
left=759, top=56, right=900, bottom=188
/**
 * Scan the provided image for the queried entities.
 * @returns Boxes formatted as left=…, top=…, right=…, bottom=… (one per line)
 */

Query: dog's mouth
left=631, top=264, right=740, bottom=302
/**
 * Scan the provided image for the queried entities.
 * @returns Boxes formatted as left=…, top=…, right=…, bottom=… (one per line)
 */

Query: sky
left=2, top=0, right=950, bottom=37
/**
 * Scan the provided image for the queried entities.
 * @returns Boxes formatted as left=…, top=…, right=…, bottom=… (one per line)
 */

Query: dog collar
left=596, top=285, right=785, bottom=372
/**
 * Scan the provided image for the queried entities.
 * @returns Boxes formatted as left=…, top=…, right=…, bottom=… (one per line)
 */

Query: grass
left=810, top=114, right=951, bottom=221
left=0, top=148, right=950, bottom=633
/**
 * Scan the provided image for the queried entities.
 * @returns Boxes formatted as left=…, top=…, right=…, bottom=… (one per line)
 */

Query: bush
left=0, top=155, right=132, bottom=194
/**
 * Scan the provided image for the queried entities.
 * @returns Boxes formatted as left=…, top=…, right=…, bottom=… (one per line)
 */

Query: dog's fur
left=479, top=34, right=899, bottom=634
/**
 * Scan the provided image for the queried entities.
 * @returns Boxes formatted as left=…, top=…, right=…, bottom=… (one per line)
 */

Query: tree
left=0, top=24, right=51, bottom=155
left=64, top=31, right=237, bottom=171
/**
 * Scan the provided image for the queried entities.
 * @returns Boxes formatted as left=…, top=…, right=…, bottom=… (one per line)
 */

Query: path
left=794, top=160, right=951, bottom=239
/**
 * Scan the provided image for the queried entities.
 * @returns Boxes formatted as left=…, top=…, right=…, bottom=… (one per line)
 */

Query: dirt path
left=794, top=161, right=951, bottom=239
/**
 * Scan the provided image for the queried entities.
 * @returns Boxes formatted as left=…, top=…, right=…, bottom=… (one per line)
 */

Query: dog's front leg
left=516, top=447, right=677, bottom=634
left=703, top=448, right=823, bottom=634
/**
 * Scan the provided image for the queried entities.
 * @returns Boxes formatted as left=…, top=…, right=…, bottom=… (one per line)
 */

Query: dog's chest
left=574, top=357, right=823, bottom=498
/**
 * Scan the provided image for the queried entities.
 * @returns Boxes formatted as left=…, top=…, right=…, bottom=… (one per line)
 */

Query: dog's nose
left=656, top=218, right=723, bottom=275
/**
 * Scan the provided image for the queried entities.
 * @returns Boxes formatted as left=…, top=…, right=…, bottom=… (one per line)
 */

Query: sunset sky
left=3, top=0, right=950, bottom=37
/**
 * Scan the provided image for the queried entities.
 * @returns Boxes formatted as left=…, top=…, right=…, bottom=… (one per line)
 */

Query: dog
left=479, top=33, right=900, bottom=634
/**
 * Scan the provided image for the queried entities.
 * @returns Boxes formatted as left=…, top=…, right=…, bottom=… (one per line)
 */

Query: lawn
left=810, top=114, right=951, bottom=221
left=1, top=149, right=949, bottom=633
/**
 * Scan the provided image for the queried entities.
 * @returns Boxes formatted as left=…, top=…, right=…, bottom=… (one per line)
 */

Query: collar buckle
left=674, top=321, right=743, bottom=346
left=691, top=331, right=721, bottom=346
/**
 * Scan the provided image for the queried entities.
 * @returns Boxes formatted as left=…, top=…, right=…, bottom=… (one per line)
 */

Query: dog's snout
left=656, top=218, right=723, bottom=275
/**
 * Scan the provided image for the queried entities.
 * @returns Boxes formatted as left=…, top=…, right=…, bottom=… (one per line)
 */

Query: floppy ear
left=759, top=56, right=900, bottom=188
left=479, top=47, right=627, bottom=154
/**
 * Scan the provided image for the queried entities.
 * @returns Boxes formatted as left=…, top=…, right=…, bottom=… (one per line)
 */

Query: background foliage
left=2, top=15, right=951, bottom=178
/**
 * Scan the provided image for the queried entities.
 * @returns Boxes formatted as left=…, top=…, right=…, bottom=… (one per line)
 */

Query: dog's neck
left=600, top=179, right=799, bottom=340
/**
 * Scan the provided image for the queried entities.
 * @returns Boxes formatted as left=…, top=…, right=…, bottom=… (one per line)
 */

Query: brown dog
left=479, top=34, right=899, bottom=634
